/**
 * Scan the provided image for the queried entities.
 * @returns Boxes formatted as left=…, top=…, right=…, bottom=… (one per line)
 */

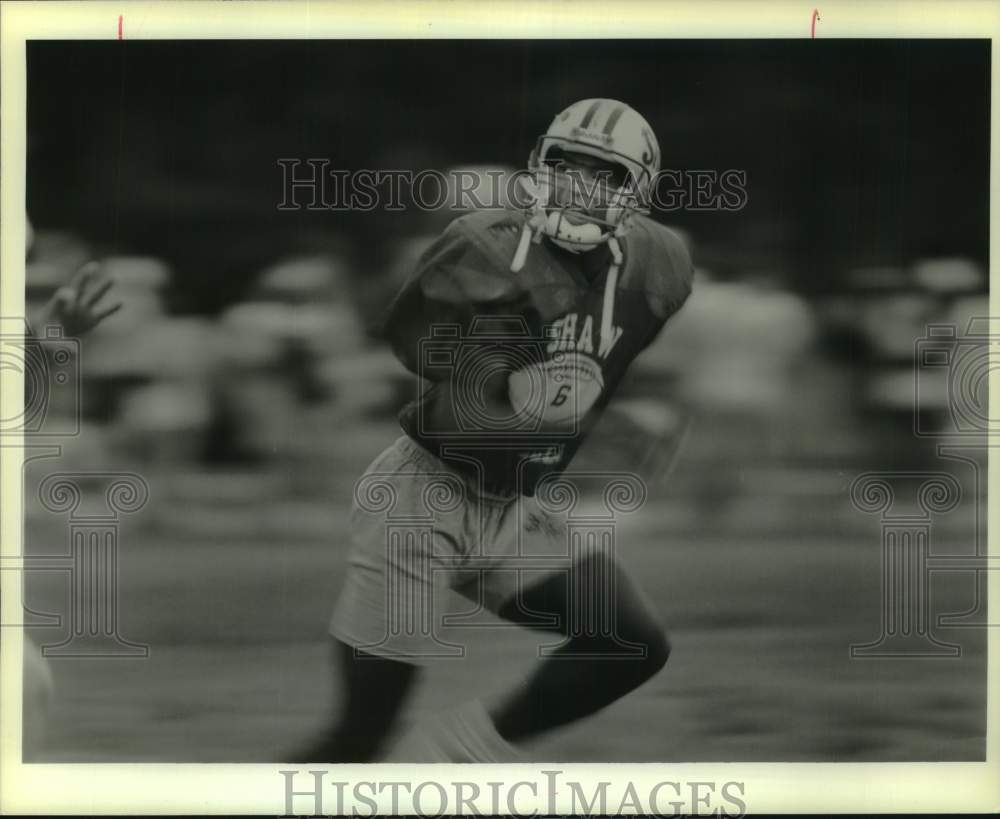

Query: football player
left=296, top=99, right=694, bottom=762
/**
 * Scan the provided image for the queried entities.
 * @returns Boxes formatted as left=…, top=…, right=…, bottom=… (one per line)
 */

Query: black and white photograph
left=1, top=1, right=996, bottom=815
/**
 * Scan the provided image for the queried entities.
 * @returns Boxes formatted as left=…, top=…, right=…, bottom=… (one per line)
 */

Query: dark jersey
left=382, top=208, right=694, bottom=496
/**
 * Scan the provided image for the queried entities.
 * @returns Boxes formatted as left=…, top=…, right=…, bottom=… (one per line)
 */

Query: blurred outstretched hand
left=34, top=260, right=122, bottom=337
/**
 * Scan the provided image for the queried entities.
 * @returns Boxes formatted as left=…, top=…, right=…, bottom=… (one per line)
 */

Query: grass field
left=22, top=420, right=987, bottom=763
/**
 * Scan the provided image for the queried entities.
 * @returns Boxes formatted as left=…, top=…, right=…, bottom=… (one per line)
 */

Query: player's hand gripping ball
left=507, top=351, right=605, bottom=428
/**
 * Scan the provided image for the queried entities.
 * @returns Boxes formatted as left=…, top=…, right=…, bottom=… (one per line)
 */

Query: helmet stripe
left=602, top=104, right=626, bottom=137
left=578, top=100, right=603, bottom=129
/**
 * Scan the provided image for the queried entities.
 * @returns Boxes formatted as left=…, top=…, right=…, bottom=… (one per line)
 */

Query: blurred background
left=21, top=39, right=988, bottom=762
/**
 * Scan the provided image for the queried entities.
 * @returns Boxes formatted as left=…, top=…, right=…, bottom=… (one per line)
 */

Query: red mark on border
left=811, top=9, right=820, bottom=38
left=117, top=15, right=123, bottom=40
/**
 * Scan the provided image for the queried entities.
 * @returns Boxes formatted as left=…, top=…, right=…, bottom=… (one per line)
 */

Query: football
left=507, top=351, right=605, bottom=428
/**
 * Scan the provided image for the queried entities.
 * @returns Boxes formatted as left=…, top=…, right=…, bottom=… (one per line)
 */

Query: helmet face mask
left=541, top=145, right=632, bottom=192
left=521, top=100, right=659, bottom=251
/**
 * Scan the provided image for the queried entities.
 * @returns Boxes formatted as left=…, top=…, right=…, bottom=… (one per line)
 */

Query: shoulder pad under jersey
left=418, top=210, right=529, bottom=305
left=624, top=216, right=695, bottom=320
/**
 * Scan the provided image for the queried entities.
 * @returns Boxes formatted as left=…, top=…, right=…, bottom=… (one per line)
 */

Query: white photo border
left=1, top=0, right=997, bottom=814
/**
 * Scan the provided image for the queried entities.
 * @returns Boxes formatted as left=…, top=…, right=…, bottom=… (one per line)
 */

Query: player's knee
left=606, top=626, right=668, bottom=697
left=626, top=621, right=670, bottom=685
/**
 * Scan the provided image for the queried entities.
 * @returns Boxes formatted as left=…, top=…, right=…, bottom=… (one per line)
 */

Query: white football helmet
left=516, top=98, right=660, bottom=262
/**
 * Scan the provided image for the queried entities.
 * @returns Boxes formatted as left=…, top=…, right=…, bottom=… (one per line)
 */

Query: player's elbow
left=646, top=629, right=671, bottom=675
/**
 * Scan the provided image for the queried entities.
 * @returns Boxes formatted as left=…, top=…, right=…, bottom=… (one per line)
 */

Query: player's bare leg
left=381, top=548, right=669, bottom=761
left=488, top=548, right=670, bottom=743
left=290, top=639, right=418, bottom=762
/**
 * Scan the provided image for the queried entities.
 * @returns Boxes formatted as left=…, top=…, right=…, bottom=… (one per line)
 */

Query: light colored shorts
left=329, top=434, right=571, bottom=663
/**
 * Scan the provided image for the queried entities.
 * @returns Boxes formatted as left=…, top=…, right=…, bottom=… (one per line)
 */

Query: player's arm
left=380, top=221, right=537, bottom=382
left=639, top=227, right=696, bottom=349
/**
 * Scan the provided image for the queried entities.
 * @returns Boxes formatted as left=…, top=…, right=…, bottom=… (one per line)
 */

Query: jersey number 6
left=551, top=384, right=572, bottom=407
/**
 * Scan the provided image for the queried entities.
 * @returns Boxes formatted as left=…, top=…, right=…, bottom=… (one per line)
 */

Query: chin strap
left=601, top=236, right=623, bottom=353
left=510, top=213, right=547, bottom=273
